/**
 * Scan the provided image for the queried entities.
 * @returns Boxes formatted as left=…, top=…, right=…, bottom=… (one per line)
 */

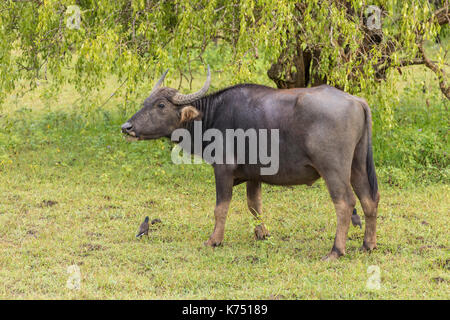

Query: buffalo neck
left=182, top=93, right=222, bottom=138
left=176, top=92, right=225, bottom=157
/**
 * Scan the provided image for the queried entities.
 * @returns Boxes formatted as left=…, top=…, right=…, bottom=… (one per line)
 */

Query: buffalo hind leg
left=204, top=166, right=234, bottom=247
left=246, top=181, right=270, bottom=240
left=321, top=171, right=356, bottom=260
left=351, top=167, right=379, bottom=251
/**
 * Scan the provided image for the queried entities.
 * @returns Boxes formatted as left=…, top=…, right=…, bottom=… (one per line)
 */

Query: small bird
left=351, top=208, right=362, bottom=229
left=136, top=216, right=149, bottom=238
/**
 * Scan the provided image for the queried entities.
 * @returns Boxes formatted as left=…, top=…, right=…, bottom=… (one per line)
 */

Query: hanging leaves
left=0, top=0, right=448, bottom=108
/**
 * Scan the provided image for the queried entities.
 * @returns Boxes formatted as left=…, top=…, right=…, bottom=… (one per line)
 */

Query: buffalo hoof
left=254, top=224, right=270, bottom=240
left=321, top=250, right=342, bottom=261
left=204, top=238, right=222, bottom=247
left=360, top=241, right=377, bottom=252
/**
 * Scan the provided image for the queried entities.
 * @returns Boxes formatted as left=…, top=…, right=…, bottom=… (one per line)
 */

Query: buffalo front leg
left=204, top=166, right=234, bottom=247
left=246, top=181, right=270, bottom=240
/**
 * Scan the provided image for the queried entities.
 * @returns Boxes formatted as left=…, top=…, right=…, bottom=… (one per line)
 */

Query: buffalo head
left=121, top=67, right=210, bottom=140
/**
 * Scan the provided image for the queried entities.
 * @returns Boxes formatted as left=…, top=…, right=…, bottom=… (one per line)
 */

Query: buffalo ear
left=179, top=106, right=202, bottom=123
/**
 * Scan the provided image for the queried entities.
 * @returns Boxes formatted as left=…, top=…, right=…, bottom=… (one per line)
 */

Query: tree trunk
left=267, top=42, right=326, bottom=89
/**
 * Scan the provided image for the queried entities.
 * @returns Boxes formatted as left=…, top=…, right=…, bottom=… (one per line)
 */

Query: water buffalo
left=121, top=67, right=380, bottom=260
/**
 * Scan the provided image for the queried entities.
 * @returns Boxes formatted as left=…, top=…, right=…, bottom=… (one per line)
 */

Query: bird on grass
left=136, top=216, right=149, bottom=238
left=351, top=208, right=362, bottom=229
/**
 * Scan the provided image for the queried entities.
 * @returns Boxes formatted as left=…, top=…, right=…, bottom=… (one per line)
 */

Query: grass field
left=0, top=56, right=449, bottom=299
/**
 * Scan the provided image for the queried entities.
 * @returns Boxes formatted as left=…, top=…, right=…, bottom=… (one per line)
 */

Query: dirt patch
left=102, top=204, right=122, bottom=210
left=81, top=243, right=105, bottom=252
left=8, top=194, right=21, bottom=201
left=109, top=213, right=124, bottom=220
left=231, top=255, right=260, bottom=264
left=143, top=200, right=157, bottom=207
left=432, top=277, right=448, bottom=283
left=86, top=231, right=103, bottom=238
left=39, top=200, right=58, bottom=207
left=348, top=234, right=363, bottom=241
left=246, top=255, right=260, bottom=264
left=151, top=218, right=162, bottom=225
left=26, top=230, right=38, bottom=237
left=433, top=258, right=450, bottom=270
left=268, top=294, right=286, bottom=300
left=176, top=256, right=189, bottom=263
left=387, top=176, right=401, bottom=187
left=418, top=245, right=447, bottom=253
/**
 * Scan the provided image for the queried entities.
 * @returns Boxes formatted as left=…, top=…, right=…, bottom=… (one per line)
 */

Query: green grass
left=0, top=59, right=449, bottom=299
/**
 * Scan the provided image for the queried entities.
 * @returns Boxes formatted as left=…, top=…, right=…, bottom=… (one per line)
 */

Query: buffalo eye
left=158, top=103, right=165, bottom=109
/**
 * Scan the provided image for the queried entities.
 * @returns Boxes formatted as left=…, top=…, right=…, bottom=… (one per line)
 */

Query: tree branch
left=417, top=43, right=450, bottom=99
left=432, top=5, right=449, bottom=26
left=10, top=0, right=42, bottom=5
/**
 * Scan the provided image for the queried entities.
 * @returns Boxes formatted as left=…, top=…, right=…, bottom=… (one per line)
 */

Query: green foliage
left=371, top=62, right=449, bottom=184
left=0, top=0, right=447, bottom=108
